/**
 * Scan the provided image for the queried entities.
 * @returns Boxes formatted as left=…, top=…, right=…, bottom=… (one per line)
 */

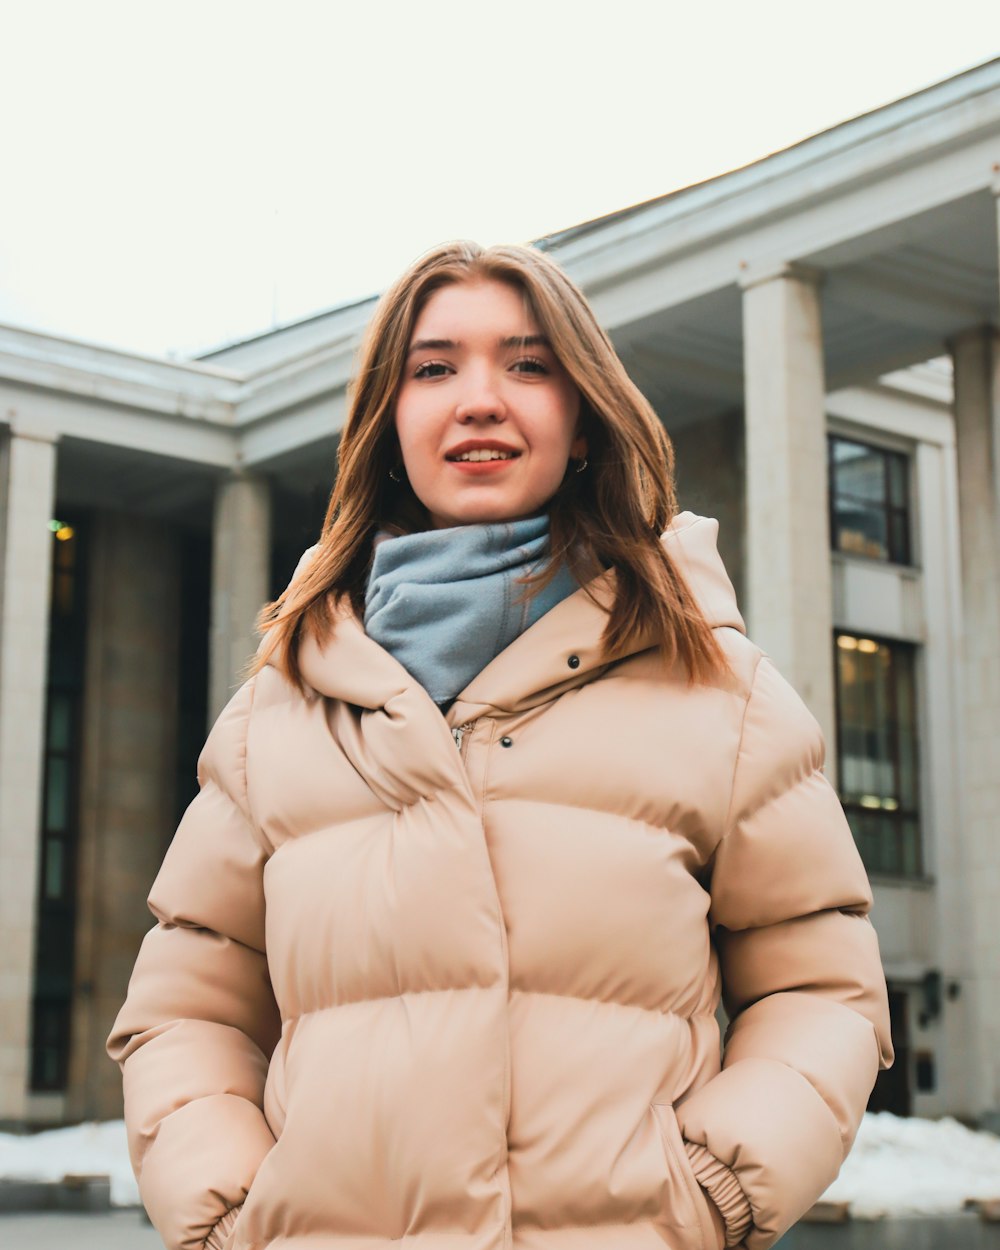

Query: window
left=835, top=632, right=921, bottom=877
left=30, top=515, right=88, bottom=1091
left=829, top=435, right=911, bottom=564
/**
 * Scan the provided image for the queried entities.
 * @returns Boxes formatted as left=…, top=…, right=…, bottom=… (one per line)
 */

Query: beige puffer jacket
left=108, top=512, right=892, bottom=1250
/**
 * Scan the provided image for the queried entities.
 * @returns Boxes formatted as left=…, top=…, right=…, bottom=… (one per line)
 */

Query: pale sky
left=1, top=1, right=998, bottom=359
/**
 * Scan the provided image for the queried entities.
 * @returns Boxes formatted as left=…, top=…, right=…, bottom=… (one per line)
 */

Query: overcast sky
left=1, top=1, right=998, bottom=359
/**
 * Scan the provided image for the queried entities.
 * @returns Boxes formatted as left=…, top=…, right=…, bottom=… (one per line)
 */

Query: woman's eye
left=413, top=361, right=451, bottom=379
left=512, top=357, right=549, bottom=375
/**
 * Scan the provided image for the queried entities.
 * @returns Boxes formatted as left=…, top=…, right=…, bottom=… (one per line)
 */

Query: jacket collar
left=274, top=512, right=745, bottom=725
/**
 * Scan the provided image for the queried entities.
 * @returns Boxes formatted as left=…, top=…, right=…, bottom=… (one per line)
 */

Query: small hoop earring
left=388, top=465, right=403, bottom=483
left=574, top=457, right=588, bottom=474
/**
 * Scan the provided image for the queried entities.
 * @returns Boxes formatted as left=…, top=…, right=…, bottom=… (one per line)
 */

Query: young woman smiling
left=109, top=242, right=893, bottom=1250
left=394, top=279, right=586, bottom=531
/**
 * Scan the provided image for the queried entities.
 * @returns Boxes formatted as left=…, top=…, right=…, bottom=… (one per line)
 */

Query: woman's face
left=394, top=279, right=586, bottom=530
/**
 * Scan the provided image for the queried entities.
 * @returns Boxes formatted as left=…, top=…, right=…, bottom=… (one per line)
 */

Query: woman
left=108, top=241, right=893, bottom=1250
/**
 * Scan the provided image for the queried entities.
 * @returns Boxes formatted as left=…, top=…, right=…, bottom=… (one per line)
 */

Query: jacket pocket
left=262, top=1032, right=289, bottom=1139
left=203, top=1203, right=243, bottom=1250
left=651, top=1102, right=725, bottom=1250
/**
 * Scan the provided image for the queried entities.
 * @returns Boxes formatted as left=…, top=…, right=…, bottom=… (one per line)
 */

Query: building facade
left=1, top=60, right=999, bottom=1130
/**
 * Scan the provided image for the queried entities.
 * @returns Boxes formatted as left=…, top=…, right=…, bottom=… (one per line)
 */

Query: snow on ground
left=0, top=1112, right=999, bottom=1216
left=821, top=1111, right=1000, bottom=1216
left=0, top=1119, right=138, bottom=1207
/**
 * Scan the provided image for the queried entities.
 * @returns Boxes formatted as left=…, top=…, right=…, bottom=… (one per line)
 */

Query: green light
left=48, top=519, right=62, bottom=532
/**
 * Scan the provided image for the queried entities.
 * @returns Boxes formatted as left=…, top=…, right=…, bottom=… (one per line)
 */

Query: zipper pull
left=452, top=721, right=474, bottom=750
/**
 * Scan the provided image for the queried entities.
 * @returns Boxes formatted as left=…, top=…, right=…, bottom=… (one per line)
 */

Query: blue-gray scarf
left=363, top=515, right=578, bottom=707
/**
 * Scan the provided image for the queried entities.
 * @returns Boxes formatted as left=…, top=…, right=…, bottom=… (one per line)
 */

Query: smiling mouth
left=446, top=449, right=520, bottom=463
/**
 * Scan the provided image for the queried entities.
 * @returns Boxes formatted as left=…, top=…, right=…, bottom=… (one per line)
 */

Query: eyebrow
left=406, top=333, right=552, bottom=357
left=407, top=338, right=458, bottom=355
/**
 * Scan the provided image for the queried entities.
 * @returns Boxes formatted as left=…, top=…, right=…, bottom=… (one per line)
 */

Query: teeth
left=453, top=449, right=516, bottom=462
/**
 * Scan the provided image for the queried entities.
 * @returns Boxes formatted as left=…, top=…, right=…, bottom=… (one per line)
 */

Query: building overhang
left=1, top=58, right=996, bottom=497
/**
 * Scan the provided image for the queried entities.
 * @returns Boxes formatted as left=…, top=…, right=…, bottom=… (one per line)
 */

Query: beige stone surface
left=950, top=324, right=1000, bottom=1121
left=741, top=264, right=836, bottom=769
left=0, top=430, right=58, bottom=1121
left=209, top=471, right=271, bottom=725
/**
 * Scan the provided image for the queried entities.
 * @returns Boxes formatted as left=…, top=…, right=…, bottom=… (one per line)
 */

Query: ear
left=570, top=396, right=588, bottom=462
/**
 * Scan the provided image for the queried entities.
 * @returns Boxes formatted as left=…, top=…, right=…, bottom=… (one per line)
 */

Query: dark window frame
left=833, top=630, right=922, bottom=879
left=30, top=514, right=88, bottom=1092
left=828, top=433, right=913, bottom=566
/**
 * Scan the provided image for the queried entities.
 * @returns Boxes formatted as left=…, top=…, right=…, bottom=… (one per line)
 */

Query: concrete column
left=67, top=512, right=181, bottom=1121
left=739, top=262, right=836, bottom=766
left=671, top=409, right=746, bottom=610
left=209, top=471, right=271, bottom=725
left=949, top=324, right=1000, bottom=1128
left=0, top=427, right=58, bottom=1122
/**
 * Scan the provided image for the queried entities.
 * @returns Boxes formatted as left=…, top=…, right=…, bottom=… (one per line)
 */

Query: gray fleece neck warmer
left=363, top=515, right=579, bottom=707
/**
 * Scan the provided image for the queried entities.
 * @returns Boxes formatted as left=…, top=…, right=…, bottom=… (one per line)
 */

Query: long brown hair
left=251, top=241, right=728, bottom=689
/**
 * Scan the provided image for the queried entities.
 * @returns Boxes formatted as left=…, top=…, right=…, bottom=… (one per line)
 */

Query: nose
left=455, top=371, right=507, bottom=424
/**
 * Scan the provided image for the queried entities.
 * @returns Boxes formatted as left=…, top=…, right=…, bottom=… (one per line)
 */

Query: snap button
left=567, top=654, right=581, bottom=669
left=500, top=736, right=513, bottom=748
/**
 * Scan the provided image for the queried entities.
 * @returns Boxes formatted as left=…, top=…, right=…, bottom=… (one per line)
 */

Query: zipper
left=452, top=720, right=476, bottom=752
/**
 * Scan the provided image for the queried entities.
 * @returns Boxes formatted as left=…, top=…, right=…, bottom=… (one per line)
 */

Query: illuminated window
left=834, top=632, right=921, bottom=876
left=829, top=436, right=911, bottom=564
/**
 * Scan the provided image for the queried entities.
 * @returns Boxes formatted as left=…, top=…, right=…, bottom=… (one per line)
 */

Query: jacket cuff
left=684, top=1141, right=753, bottom=1248
left=204, top=1204, right=244, bottom=1250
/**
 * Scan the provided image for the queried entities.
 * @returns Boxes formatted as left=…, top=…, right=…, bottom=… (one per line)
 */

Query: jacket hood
left=274, top=511, right=744, bottom=720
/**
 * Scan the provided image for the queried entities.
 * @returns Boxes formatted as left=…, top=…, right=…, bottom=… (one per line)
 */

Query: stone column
left=67, top=512, right=181, bottom=1121
left=0, top=427, right=58, bottom=1121
left=949, top=323, right=1000, bottom=1129
left=739, top=262, right=836, bottom=768
left=209, top=471, right=271, bottom=726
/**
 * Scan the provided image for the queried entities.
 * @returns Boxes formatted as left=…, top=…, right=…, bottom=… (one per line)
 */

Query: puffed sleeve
left=676, top=654, right=893, bottom=1250
left=106, top=678, right=280, bottom=1250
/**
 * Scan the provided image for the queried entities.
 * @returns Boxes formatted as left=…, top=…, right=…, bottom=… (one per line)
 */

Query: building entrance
left=867, top=986, right=911, bottom=1116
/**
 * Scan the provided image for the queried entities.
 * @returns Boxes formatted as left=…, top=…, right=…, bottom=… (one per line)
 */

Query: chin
left=435, top=505, right=541, bottom=529
left=428, top=490, right=557, bottom=530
